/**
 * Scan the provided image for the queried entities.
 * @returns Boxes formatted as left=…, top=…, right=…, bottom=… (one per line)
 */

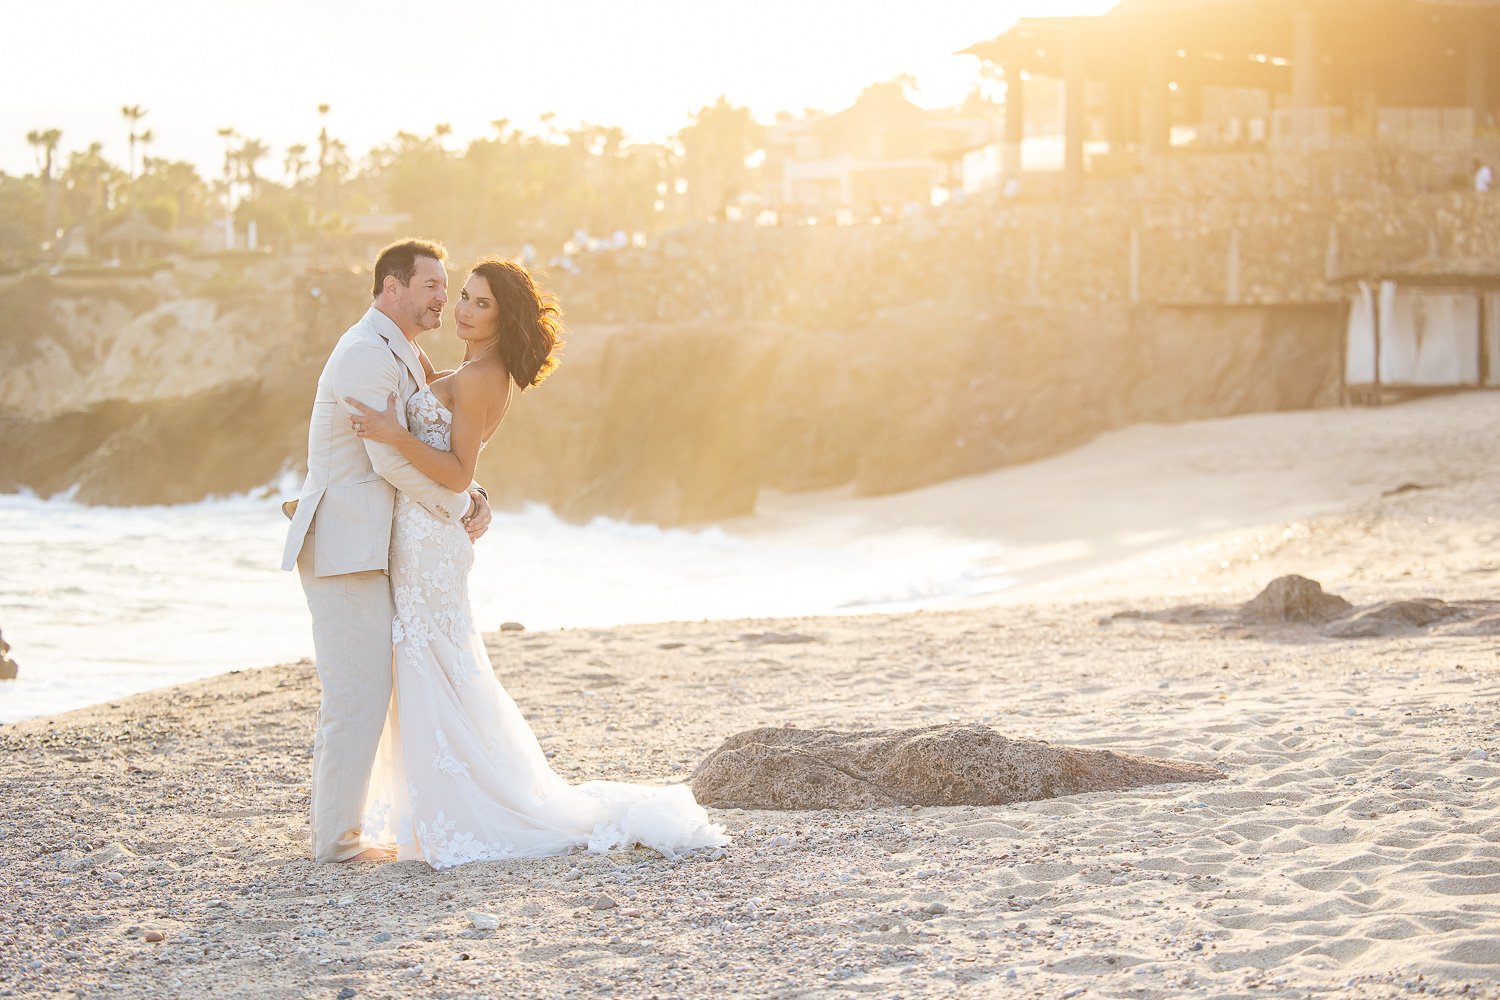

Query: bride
left=344, top=256, right=728, bottom=869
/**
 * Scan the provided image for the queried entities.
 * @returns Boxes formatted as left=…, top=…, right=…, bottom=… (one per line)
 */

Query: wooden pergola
left=963, top=0, right=1500, bottom=196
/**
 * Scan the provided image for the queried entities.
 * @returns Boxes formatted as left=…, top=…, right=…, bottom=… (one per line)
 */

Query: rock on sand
left=689, top=723, right=1225, bottom=810
left=1240, top=574, right=1353, bottom=624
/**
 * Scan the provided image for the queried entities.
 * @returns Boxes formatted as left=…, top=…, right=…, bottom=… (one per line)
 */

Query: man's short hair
left=372, top=238, right=448, bottom=298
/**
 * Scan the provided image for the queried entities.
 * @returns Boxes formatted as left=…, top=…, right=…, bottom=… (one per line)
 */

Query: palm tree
left=284, top=143, right=309, bottom=184
left=215, top=126, right=237, bottom=204
left=26, top=128, right=63, bottom=250
left=316, top=103, right=333, bottom=176
left=26, top=128, right=62, bottom=179
left=235, top=137, right=270, bottom=197
left=121, top=104, right=148, bottom=181
left=315, top=103, right=336, bottom=223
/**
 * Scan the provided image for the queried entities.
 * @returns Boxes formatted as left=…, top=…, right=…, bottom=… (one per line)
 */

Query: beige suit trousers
left=298, top=537, right=394, bottom=863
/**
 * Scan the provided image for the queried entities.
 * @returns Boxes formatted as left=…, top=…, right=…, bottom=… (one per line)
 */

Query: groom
left=281, top=238, right=492, bottom=863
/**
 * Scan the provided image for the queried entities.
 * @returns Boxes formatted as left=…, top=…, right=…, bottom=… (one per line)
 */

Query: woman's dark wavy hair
left=469, top=256, right=562, bottom=390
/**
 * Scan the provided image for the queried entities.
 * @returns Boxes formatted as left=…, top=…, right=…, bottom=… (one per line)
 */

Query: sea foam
left=0, top=490, right=1009, bottom=723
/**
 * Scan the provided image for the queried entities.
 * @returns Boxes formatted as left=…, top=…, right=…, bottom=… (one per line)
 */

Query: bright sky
left=3, top=0, right=1114, bottom=180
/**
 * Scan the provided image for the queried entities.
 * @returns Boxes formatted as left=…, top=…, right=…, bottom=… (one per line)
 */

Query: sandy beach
left=4, top=392, right=1500, bottom=999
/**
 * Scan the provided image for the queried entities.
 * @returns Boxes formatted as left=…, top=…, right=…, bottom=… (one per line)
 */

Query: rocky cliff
left=0, top=258, right=1344, bottom=523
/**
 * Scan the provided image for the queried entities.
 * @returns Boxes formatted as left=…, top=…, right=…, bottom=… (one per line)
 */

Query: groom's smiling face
left=397, top=255, right=449, bottom=333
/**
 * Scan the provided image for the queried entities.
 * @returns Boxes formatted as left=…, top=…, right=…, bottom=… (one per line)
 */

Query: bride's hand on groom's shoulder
left=463, top=492, right=492, bottom=543
left=345, top=393, right=403, bottom=445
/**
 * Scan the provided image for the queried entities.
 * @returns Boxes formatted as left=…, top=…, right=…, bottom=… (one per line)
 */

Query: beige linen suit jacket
left=281, top=306, right=471, bottom=576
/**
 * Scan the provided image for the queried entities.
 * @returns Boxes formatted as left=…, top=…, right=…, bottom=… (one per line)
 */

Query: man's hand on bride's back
left=463, top=491, right=492, bottom=542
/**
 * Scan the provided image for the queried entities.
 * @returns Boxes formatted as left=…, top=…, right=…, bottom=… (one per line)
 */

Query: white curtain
left=1345, top=282, right=1376, bottom=384
left=1378, top=287, right=1479, bottom=386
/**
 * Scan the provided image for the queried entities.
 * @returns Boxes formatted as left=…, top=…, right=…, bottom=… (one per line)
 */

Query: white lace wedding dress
left=360, top=386, right=729, bottom=869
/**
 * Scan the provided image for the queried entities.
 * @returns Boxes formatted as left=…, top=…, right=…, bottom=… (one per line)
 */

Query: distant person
left=335, top=254, right=729, bottom=869
left=1475, top=158, right=1493, bottom=194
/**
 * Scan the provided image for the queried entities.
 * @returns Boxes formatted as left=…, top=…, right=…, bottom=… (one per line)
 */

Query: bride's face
left=454, top=274, right=500, bottom=345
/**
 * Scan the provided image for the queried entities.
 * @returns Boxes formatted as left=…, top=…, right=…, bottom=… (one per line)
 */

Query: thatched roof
left=99, top=213, right=175, bottom=248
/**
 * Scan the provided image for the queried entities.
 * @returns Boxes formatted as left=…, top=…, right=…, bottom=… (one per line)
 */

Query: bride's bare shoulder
left=451, top=360, right=512, bottom=403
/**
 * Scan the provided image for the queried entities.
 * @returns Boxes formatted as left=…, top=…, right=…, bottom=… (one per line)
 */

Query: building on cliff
left=760, top=81, right=1000, bottom=220
left=962, top=0, right=1500, bottom=198
left=98, top=213, right=178, bottom=262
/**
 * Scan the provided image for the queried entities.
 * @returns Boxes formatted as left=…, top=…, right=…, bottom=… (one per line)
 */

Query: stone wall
left=17, top=144, right=1485, bottom=520
left=549, top=188, right=1500, bottom=330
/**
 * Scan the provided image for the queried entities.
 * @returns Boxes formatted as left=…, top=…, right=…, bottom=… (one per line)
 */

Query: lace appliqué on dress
left=416, top=810, right=515, bottom=870
left=432, top=729, right=470, bottom=777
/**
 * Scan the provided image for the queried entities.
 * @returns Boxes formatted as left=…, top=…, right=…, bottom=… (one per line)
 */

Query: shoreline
left=8, top=390, right=1500, bottom=727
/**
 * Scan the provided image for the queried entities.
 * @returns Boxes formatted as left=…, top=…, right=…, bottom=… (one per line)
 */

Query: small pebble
left=336, top=990, right=356, bottom=1000
left=465, top=912, right=500, bottom=931
left=144, top=931, right=165, bottom=943
left=924, top=902, right=948, bottom=914
left=371, top=931, right=392, bottom=944
left=1468, top=748, right=1489, bottom=761
left=593, top=894, right=618, bottom=910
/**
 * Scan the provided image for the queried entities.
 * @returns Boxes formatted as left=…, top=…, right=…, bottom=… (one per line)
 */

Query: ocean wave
left=0, top=489, right=1009, bottom=723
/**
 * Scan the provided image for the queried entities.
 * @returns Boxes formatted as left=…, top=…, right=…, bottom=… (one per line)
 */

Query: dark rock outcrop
left=1241, top=574, right=1354, bottom=624
left=1322, top=598, right=1500, bottom=638
left=1108, top=576, right=1500, bottom=640
left=1436, top=614, right=1500, bottom=636
left=689, top=724, right=1225, bottom=811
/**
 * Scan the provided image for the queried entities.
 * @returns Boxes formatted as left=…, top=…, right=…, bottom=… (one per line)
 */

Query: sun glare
left=1, top=1, right=1115, bottom=178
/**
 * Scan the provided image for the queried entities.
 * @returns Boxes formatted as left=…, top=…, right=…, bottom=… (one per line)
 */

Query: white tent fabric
left=1384, top=292, right=1479, bottom=385
left=1345, top=282, right=1376, bottom=384
left=1346, top=283, right=1482, bottom=387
